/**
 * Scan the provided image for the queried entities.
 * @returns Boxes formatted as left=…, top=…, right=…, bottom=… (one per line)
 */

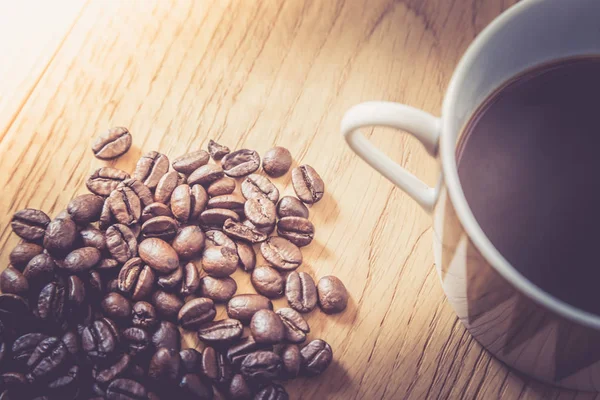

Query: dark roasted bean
left=106, top=378, right=147, bottom=400
left=228, top=373, right=252, bottom=399
left=301, top=339, right=332, bottom=376
left=223, top=219, right=267, bottom=243
left=141, top=202, right=174, bottom=223
left=105, top=224, right=138, bottom=263
left=240, top=350, right=282, bottom=381
left=141, top=216, right=178, bottom=241
left=61, top=247, right=101, bottom=273
left=132, top=301, right=158, bottom=330
left=173, top=150, right=210, bottom=175
left=118, top=179, right=154, bottom=208
left=178, top=298, right=216, bottom=330
left=251, top=266, right=284, bottom=299
left=101, top=292, right=132, bottom=321
left=149, top=347, right=181, bottom=382
left=81, top=318, right=120, bottom=360
left=171, top=184, right=208, bottom=223
left=0, top=294, right=31, bottom=324
left=44, top=216, right=78, bottom=256
left=11, top=209, right=50, bottom=241
left=197, top=319, right=243, bottom=344
left=181, top=262, right=201, bottom=296
left=26, top=336, right=68, bottom=382
left=207, top=177, right=236, bottom=197
left=285, top=271, right=317, bottom=313
left=67, top=275, right=86, bottom=311
left=226, top=336, right=273, bottom=366
left=235, top=241, right=256, bottom=272
left=172, top=226, right=205, bottom=260
left=99, top=200, right=115, bottom=230
left=107, top=186, right=142, bottom=225
left=200, top=346, right=232, bottom=385
left=260, top=237, right=302, bottom=271
left=276, top=196, right=309, bottom=219
left=9, top=242, right=44, bottom=270
left=250, top=310, right=285, bottom=344
left=0, top=267, right=29, bottom=296
left=188, top=165, right=224, bottom=186
left=208, top=140, right=230, bottom=160
left=291, top=165, right=324, bottom=204
left=118, top=258, right=155, bottom=301
left=154, top=171, right=180, bottom=204
left=86, top=167, right=130, bottom=196
left=276, top=308, right=309, bottom=344
left=152, top=321, right=180, bottom=352
left=199, top=276, right=237, bottom=303
left=200, top=208, right=240, bottom=229
left=208, top=194, right=245, bottom=213
left=157, top=266, right=183, bottom=291
left=138, top=238, right=179, bottom=274
left=255, top=384, right=288, bottom=400
left=317, top=276, right=348, bottom=314
left=22, top=254, right=55, bottom=289
left=226, top=295, right=273, bottom=325
left=36, top=282, right=67, bottom=323
left=244, top=197, right=276, bottom=228
left=92, top=127, right=132, bottom=159
left=277, top=216, right=314, bottom=247
left=122, top=327, right=151, bottom=357
left=79, top=227, right=107, bottom=251
left=180, top=348, right=202, bottom=373
left=93, top=353, right=131, bottom=384
left=12, top=333, right=48, bottom=367
left=67, top=194, right=105, bottom=224
left=241, top=174, right=279, bottom=203
left=262, top=147, right=292, bottom=178
left=152, top=291, right=184, bottom=320
left=222, top=149, right=260, bottom=177
left=179, top=373, right=214, bottom=400
left=133, top=151, right=170, bottom=190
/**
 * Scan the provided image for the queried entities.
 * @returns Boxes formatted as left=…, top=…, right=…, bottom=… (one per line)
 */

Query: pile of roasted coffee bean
left=1, top=127, right=348, bottom=400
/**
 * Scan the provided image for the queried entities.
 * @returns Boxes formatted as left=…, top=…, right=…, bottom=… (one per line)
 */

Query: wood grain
left=0, top=0, right=597, bottom=399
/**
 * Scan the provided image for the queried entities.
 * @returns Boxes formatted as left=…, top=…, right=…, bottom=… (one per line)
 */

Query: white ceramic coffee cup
left=341, top=0, right=600, bottom=390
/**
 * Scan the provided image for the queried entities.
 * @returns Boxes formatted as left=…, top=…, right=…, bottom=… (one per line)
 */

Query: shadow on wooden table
left=285, top=359, right=354, bottom=399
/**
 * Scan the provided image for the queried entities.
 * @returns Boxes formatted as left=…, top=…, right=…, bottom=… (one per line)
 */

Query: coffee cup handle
left=341, top=101, right=441, bottom=213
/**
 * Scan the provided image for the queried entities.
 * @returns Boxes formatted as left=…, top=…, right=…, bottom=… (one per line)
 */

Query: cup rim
left=440, top=0, right=600, bottom=330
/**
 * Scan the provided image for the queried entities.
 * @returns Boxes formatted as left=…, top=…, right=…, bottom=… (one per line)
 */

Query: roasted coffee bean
left=228, top=373, right=252, bottom=399
left=139, top=238, right=179, bottom=274
left=223, top=219, right=267, bottom=243
left=152, top=291, right=184, bottom=320
left=179, top=348, right=201, bottom=373
left=285, top=271, right=317, bottom=313
left=197, top=319, right=243, bottom=344
left=141, top=216, right=178, bottom=241
left=179, top=373, right=214, bottom=400
left=86, top=167, right=130, bottom=196
left=172, top=226, right=205, bottom=260
left=61, top=247, right=101, bottom=273
left=240, top=351, right=282, bottom=381
left=11, top=209, right=50, bottom=241
left=276, top=308, right=309, bottom=344
left=157, top=266, right=183, bottom=291
left=93, top=353, right=131, bottom=384
left=105, top=224, right=138, bottom=263
left=106, top=378, right=147, bottom=400
left=242, top=220, right=274, bottom=236
left=44, top=216, right=78, bottom=256
left=67, top=194, right=104, bottom=224
left=101, top=292, right=131, bottom=321
left=226, top=295, right=273, bottom=325
left=226, top=336, right=273, bottom=366
left=149, top=347, right=181, bottom=382
left=178, top=298, right=216, bottom=330
left=276, top=196, right=309, bottom=219
left=207, top=177, right=236, bottom=197
left=154, top=171, right=180, bottom=204
left=241, top=174, right=279, bottom=203
left=205, top=230, right=235, bottom=248
left=250, top=310, right=285, bottom=344
left=132, top=301, right=157, bottom=330
left=188, top=165, right=224, bottom=186
left=86, top=271, right=104, bottom=301
left=118, top=258, right=155, bottom=301
left=171, top=184, right=208, bottom=223
left=260, top=237, right=302, bottom=271
left=301, top=339, right=332, bottom=376
left=107, top=187, right=142, bottom=225
left=36, top=282, right=66, bottom=322
left=180, top=262, right=201, bottom=296
left=99, top=200, right=115, bottom=230
left=13, top=333, right=48, bottom=366
left=26, top=336, right=68, bottom=382
left=0, top=266, right=29, bottom=296
left=141, top=202, right=174, bottom=224
left=133, top=151, right=170, bottom=190
left=22, top=254, right=55, bottom=289
left=92, top=127, right=132, bottom=160
left=251, top=266, right=284, bottom=299
left=60, top=330, right=80, bottom=357
left=277, top=217, right=314, bottom=247
left=118, top=179, right=154, bottom=208
left=173, top=150, right=210, bottom=175
left=291, top=165, right=324, bottom=204
left=255, top=384, right=288, bottom=400
left=0, top=372, right=27, bottom=393
left=152, top=321, right=180, bottom=351
left=79, top=227, right=107, bottom=251
left=9, top=242, right=44, bottom=270
left=262, top=147, right=292, bottom=178
left=199, top=276, right=237, bottom=303
left=244, top=197, right=276, bottom=228
left=0, top=294, right=31, bottom=323
left=317, top=276, right=348, bottom=314
left=81, top=318, right=120, bottom=360
left=200, top=346, right=232, bottom=385
left=208, top=194, right=245, bottom=212
left=0, top=321, right=8, bottom=365
left=222, top=149, right=260, bottom=178
left=235, top=241, right=256, bottom=272
left=200, top=208, right=240, bottom=229
left=208, top=140, right=230, bottom=160
left=67, top=275, right=86, bottom=311
left=202, top=246, right=238, bottom=277
left=122, top=328, right=150, bottom=357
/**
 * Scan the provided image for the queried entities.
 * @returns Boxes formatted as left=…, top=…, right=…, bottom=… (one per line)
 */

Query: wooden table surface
left=1, top=1, right=598, bottom=399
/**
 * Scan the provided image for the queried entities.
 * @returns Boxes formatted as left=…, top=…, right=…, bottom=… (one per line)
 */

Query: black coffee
left=457, top=56, right=600, bottom=314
